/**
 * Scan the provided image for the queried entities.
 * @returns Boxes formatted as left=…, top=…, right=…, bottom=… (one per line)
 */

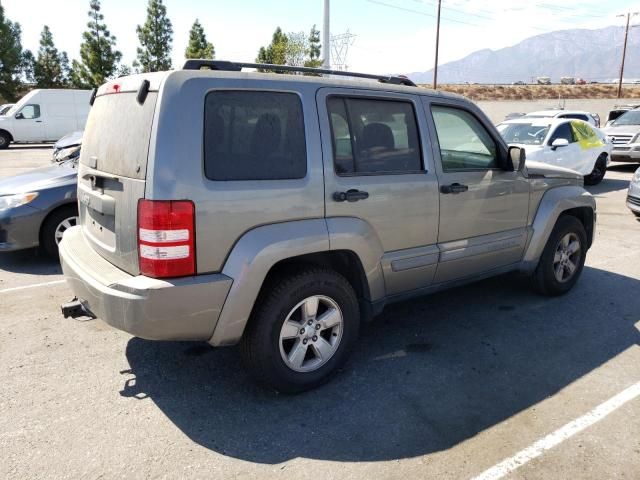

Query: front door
left=543, top=121, right=582, bottom=171
left=318, top=88, right=440, bottom=296
left=11, top=104, right=44, bottom=142
left=425, top=101, right=530, bottom=283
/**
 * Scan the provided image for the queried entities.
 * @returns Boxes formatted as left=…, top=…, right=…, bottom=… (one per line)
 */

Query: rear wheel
left=40, top=205, right=79, bottom=257
left=240, top=267, right=360, bottom=393
left=0, top=131, right=10, bottom=149
left=584, top=154, right=607, bottom=185
left=532, top=215, right=587, bottom=296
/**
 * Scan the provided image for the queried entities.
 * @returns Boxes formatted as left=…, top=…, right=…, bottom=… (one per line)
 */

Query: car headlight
left=0, top=192, right=39, bottom=211
left=54, top=145, right=81, bottom=162
left=634, top=168, right=640, bottom=182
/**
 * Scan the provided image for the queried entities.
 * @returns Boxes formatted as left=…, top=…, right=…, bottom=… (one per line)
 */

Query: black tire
left=584, top=154, right=607, bottom=186
left=40, top=205, right=79, bottom=258
left=240, top=267, right=360, bottom=393
left=0, top=131, right=10, bottom=149
left=532, top=215, right=587, bottom=296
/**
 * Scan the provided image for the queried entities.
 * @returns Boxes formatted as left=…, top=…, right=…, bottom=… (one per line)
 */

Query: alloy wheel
left=278, top=295, right=344, bottom=373
left=552, top=232, right=581, bottom=283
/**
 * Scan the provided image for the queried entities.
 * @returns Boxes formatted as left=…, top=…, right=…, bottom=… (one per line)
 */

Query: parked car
left=512, top=81, right=526, bottom=85
left=59, top=61, right=596, bottom=393
left=604, top=104, right=640, bottom=127
left=0, top=157, right=78, bottom=256
left=496, top=118, right=611, bottom=185
left=524, top=109, right=600, bottom=127
left=602, top=109, right=640, bottom=163
left=627, top=167, right=640, bottom=217
left=52, top=130, right=82, bottom=163
left=0, top=104, right=14, bottom=115
left=537, top=76, right=551, bottom=85
left=0, top=89, right=92, bottom=149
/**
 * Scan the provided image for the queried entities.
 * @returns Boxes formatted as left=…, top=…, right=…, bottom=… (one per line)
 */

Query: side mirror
left=14, top=112, right=24, bottom=120
left=508, top=146, right=526, bottom=172
left=551, top=138, right=569, bottom=150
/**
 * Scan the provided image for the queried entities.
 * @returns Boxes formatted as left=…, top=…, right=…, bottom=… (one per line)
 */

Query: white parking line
left=0, top=279, right=66, bottom=294
left=471, top=381, right=640, bottom=480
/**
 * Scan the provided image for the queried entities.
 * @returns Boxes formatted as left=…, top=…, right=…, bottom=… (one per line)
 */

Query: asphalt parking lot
left=1, top=145, right=639, bottom=479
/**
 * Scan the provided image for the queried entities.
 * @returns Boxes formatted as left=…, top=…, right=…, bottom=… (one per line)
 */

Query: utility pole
left=617, top=11, right=638, bottom=98
left=323, top=0, right=331, bottom=69
left=433, top=0, right=442, bottom=89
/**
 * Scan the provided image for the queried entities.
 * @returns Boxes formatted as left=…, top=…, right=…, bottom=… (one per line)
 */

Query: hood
left=0, top=162, right=77, bottom=195
left=525, top=160, right=582, bottom=181
left=54, top=130, right=83, bottom=150
left=602, top=124, right=640, bottom=136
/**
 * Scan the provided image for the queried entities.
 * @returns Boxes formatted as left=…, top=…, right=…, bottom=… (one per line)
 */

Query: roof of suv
left=525, top=109, right=593, bottom=118
left=97, top=69, right=465, bottom=101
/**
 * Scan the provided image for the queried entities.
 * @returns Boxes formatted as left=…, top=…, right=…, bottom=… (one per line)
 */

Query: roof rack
left=182, top=59, right=416, bottom=87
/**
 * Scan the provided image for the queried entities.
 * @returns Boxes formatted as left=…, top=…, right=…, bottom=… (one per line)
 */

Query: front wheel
left=531, top=215, right=587, bottom=296
left=0, top=131, right=10, bottom=149
left=240, top=267, right=360, bottom=393
left=40, top=205, right=79, bottom=257
left=584, top=154, right=607, bottom=186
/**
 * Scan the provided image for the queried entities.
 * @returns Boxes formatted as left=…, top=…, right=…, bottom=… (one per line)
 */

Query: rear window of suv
left=204, top=91, right=307, bottom=181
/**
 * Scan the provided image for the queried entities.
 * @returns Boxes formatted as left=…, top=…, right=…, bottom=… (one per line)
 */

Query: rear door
left=318, top=88, right=440, bottom=296
left=78, top=89, right=158, bottom=274
left=425, top=101, right=530, bottom=283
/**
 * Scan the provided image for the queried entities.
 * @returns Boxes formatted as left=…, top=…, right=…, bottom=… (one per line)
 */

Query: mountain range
left=407, top=26, right=640, bottom=84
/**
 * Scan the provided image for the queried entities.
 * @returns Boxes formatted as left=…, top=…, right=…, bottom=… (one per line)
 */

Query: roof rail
left=182, top=59, right=417, bottom=87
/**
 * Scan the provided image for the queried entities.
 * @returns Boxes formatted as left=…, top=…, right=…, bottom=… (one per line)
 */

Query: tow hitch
left=61, top=297, right=95, bottom=319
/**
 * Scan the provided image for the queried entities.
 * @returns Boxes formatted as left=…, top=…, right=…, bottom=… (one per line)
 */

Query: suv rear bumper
left=59, top=226, right=232, bottom=341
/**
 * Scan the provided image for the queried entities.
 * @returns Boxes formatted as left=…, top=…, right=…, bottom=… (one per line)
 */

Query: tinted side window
left=549, top=123, right=575, bottom=144
left=204, top=91, right=306, bottom=181
left=431, top=106, right=498, bottom=170
left=18, top=104, right=40, bottom=119
left=327, top=97, right=422, bottom=175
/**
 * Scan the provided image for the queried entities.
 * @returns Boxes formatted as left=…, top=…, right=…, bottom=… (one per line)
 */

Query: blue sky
left=4, top=0, right=640, bottom=74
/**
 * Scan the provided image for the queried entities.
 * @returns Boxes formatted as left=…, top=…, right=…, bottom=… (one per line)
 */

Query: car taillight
left=137, top=199, right=196, bottom=278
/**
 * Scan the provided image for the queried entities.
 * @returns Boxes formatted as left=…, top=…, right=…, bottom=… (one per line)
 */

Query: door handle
left=35, top=120, right=42, bottom=123
left=333, top=189, right=369, bottom=202
left=440, top=183, right=469, bottom=194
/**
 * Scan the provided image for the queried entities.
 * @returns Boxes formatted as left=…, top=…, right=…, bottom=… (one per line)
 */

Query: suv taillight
left=137, top=199, right=196, bottom=278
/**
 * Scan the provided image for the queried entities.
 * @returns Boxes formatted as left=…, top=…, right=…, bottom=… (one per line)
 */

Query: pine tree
left=256, top=27, right=288, bottom=72
left=32, top=26, right=69, bottom=88
left=135, top=0, right=173, bottom=72
left=72, top=0, right=122, bottom=88
left=0, top=6, right=24, bottom=102
left=305, top=24, right=322, bottom=69
left=185, top=19, right=214, bottom=59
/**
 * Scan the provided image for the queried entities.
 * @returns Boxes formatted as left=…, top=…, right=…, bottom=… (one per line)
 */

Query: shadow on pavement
left=121, top=266, right=640, bottom=463
left=608, top=163, right=639, bottom=173
left=586, top=177, right=630, bottom=195
left=0, top=248, right=61, bottom=275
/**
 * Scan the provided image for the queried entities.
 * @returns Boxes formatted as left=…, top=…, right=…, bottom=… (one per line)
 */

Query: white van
left=0, top=89, right=92, bottom=149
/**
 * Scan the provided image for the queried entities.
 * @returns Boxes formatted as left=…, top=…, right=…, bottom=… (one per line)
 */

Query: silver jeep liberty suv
left=60, top=61, right=596, bottom=392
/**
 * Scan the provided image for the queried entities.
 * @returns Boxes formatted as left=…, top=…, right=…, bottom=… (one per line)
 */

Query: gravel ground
left=0, top=146, right=638, bottom=480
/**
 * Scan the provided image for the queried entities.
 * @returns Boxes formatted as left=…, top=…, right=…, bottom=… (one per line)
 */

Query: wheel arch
left=521, top=186, right=596, bottom=272
left=0, top=129, right=14, bottom=142
left=209, top=218, right=385, bottom=346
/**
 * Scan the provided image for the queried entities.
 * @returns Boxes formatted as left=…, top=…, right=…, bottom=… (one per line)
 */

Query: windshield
left=612, top=110, right=640, bottom=126
left=497, top=122, right=550, bottom=145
